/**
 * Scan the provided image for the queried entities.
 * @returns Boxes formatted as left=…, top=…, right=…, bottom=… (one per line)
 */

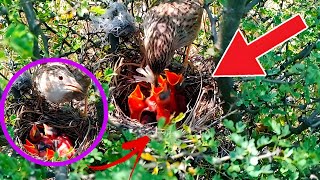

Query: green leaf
left=257, top=136, right=271, bottom=148
left=10, top=114, right=17, bottom=121
left=90, top=6, right=106, bottom=15
left=102, top=83, right=109, bottom=97
left=228, top=164, right=241, bottom=172
left=157, top=118, right=166, bottom=129
left=182, top=124, right=191, bottom=134
left=89, top=148, right=103, bottom=161
left=278, top=139, right=292, bottom=147
left=204, top=155, right=219, bottom=165
left=122, top=130, right=134, bottom=141
left=235, top=121, right=246, bottom=133
left=104, top=68, right=117, bottom=82
left=171, top=112, right=185, bottom=123
left=271, top=120, right=281, bottom=135
left=230, top=133, right=244, bottom=147
left=4, top=23, right=34, bottom=58
left=223, top=119, right=235, bottom=132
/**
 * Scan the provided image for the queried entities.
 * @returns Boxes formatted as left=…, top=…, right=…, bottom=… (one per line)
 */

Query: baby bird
left=11, top=71, right=33, bottom=99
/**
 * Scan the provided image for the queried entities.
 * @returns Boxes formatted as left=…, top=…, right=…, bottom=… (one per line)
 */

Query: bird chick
left=10, top=71, right=32, bottom=99
left=91, top=2, right=135, bottom=37
left=33, top=63, right=84, bottom=104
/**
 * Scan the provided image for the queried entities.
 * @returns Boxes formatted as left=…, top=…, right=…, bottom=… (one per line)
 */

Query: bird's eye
left=58, top=76, right=63, bottom=80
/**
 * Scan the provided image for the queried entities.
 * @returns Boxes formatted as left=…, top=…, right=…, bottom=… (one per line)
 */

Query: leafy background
left=0, top=0, right=320, bottom=179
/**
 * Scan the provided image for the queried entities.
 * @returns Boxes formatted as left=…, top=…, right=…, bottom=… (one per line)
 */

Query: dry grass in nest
left=94, top=43, right=225, bottom=135
left=5, top=85, right=100, bottom=160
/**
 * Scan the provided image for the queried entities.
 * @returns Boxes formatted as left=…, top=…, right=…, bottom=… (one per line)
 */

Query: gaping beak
left=128, top=84, right=148, bottom=121
left=129, top=84, right=144, bottom=100
left=165, top=70, right=183, bottom=86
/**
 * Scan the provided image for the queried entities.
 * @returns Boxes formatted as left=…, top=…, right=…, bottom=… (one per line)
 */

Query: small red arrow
left=88, top=136, right=150, bottom=180
left=213, top=14, right=308, bottom=77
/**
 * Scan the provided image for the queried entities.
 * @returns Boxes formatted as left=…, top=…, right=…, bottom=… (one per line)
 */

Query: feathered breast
left=143, top=0, right=203, bottom=75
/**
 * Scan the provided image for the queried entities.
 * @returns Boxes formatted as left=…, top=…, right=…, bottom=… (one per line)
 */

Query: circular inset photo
left=0, top=58, right=108, bottom=166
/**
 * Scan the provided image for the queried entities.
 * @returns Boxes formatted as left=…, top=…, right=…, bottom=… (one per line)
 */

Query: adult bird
left=135, top=0, right=203, bottom=86
left=33, top=63, right=91, bottom=117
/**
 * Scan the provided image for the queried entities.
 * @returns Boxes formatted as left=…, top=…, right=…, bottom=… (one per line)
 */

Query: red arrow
left=213, top=14, right=307, bottom=77
left=88, top=136, right=150, bottom=180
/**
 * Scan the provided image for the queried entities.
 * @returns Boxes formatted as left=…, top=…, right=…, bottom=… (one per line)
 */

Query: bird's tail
left=133, top=65, right=155, bottom=84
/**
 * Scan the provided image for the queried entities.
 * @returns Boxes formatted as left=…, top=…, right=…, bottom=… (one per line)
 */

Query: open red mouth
left=128, top=71, right=187, bottom=125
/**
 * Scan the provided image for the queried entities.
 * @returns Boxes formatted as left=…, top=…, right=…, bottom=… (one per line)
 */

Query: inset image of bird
left=135, top=0, right=204, bottom=86
left=9, top=62, right=91, bottom=116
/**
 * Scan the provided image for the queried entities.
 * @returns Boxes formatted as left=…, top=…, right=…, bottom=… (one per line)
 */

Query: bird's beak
left=128, top=84, right=148, bottom=121
left=64, top=82, right=84, bottom=94
left=129, top=84, right=144, bottom=100
left=165, top=70, right=183, bottom=86
left=45, top=148, right=55, bottom=160
left=157, top=75, right=167, bottom=87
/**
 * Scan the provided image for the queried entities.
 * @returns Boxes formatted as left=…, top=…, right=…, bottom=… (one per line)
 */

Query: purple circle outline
left=0, top=58, right=108, bottom=166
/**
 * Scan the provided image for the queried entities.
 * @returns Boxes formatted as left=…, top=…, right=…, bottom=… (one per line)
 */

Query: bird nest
left=4, top=82, right=100, bottom=161
left=94, top=44, right=224, bottom=135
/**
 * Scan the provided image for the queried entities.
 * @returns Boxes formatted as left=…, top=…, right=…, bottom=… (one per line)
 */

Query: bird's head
left=34, top=63, right=84, bottom=104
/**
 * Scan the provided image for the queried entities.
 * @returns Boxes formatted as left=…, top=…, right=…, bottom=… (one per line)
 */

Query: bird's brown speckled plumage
left=143, top=0, right=203, bottom=83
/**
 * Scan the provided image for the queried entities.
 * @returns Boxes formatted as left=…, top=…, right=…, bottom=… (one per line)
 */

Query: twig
left=240, top=77, right=296, bottom=84
left=185, top=71, right=203, bottom=127
left=289, top=109, right=320, bottom=135
left=280, top=43, right=316, bottom=71
left=203, top=2, right=218, bottom=43
left=146, top=147, right=281, bottom=169
left=269, top=34, right=319, bottom=77
left=0, top=72, right=9, bottom=81
left=244, top=0, right=263, bottom=14
left=170, top=151, right=201, bottom=160
left=207, top=109, right=239, bottom=128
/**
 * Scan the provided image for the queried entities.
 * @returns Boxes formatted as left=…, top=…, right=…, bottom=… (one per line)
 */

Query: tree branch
left=241, top=77, right=296, bottom=84
left=203, top=2, right=218, bottom=43
left=215, top=0, right=248, bottom=122
left=244, top=0, right=263, bottom=14
left=20, top=0, right=48, bottom=59
left=290, top=109, right=320, bottom=135
left=279, top=42, right=317, bottom=72
left=269, top=33, right=320, bottom=77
